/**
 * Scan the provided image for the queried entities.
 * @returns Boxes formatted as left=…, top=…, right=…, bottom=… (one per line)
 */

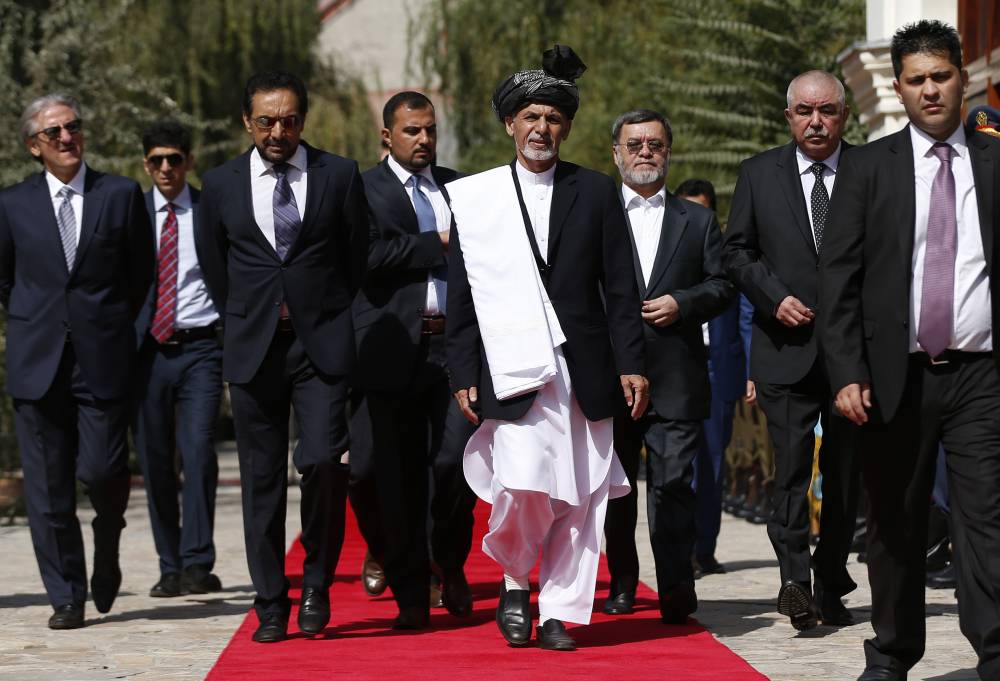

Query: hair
left=20, top=92, right=82, bottom=143
left=142, top=120, right=192, bottom=156
left=610, top=109, right=672, bottom=147
left=382, top=91, right=434, bottom=129
left=242, top=71, right=309, bottom=118
left=674, top=178, right=717, bottom=212
left=890, top=20, right=962, bottom=79
left=785, top=71, right=846, bottom=109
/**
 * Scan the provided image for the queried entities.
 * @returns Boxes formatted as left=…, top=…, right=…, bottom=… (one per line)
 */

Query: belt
left=421, top=314, right=446, bottom=335
left=276, top=317, right=295, bottom=334
left=158, top=325, right=217, bottom=346
left=909, top=349, right=993, bottom=367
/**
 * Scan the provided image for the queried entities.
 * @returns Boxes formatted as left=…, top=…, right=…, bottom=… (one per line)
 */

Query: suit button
left=417, top=307, right=424, bottom=314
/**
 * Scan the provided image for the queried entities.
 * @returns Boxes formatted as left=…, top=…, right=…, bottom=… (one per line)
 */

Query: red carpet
left=207, top=503, right=766, bottom=680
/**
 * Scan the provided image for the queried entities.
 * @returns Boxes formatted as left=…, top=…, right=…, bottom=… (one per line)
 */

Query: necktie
left=272, top=163, right=301, bottom=260
left=411, top=175, right=448, bottom=313
left=809, top=162, right=828, bottom=252
left=150, top=203, right=179, bottom=344
left=918, top=143, right=957, bottom=358
left=56, top=186, right=77, bottom=270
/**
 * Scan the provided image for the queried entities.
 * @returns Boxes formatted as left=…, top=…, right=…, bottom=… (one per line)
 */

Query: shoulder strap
left=509, top=161, right=550, bottom=288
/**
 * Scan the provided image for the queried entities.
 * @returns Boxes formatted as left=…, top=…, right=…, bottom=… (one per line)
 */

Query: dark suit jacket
left=0, top=167, right=154, bottom=400
left=723, top=140, right=852, bottom=385
left=622, top=191, right=734, bottom=419
left=447, top=161, right=645, bottom=422
left=819, top=125, right=1000, bottom=423
left=196, top=143, right=369, bottom=383
left=708, top=298, right=747, bottom=404
left=353, top=159, right=460, bottom=392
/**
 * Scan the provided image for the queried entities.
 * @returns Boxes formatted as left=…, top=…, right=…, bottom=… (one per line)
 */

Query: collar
left=386, top=153, right=436, bottom=189
left=250, top=144, right=308, bottom=178
left=910, top=122, right=968, bottom=161
left=795, top=142, right=842, bottom=175
left=152, top=183, right=192, bottom=212
left=515, top=158, right=557, bottom=187
left=45, top=162, right=87, bottom=200
left=621, top=183, right=666, bottom=209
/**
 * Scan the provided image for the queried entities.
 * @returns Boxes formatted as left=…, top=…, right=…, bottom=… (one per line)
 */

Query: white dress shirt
left=795, top=143, right=841, bottom=252
left=45, top=162, right=86, bottom=246
left=515, top=160, right=556, bottom=263
left=152, top=185, right=219, bottom=328
left=249, top=145, right=308, bottom=251
left=622, top=183, right=666, bottom=286
left=908, top=124, right=992, bottom=353
left=386, top=154, right=452, bottom=314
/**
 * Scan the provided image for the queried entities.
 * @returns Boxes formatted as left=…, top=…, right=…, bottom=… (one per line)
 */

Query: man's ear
left=504, top=116, right=516, bottom=137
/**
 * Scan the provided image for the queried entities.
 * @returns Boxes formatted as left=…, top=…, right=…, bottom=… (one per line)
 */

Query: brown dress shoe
left=362, top=551, right=387, bottom=597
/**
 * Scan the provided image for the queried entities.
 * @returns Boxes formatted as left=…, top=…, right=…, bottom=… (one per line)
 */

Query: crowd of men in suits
left=1, top=17, right=999, bottom=681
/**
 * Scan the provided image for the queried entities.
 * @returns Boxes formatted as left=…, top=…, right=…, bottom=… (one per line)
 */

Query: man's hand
left=454, top=386, right=480, bottom=425
left=620, top=374, right=650, bottom=420
left=835, top=382, right=872, bottom=426
left=438, top=229, right=450, bottom=251
left=775, top=296, right=814, bottom=328
left=745, top=379, right=757, bottom=405
left=641, top=294, right=680, bottom=327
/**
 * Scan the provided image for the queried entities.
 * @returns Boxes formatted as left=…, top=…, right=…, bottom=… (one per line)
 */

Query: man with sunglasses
left=601, top=109, right=734, bottom=624
left=196, top=71, right=368, bottom=643
left=0, top=93, right=154, bottom=629
left=133, top=121, right=224, bottom=600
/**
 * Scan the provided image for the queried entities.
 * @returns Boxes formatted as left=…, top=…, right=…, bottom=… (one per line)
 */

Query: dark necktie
left=272, top=163, right=301, bottom=260
left=151, top=203, right=179, bottom=343
left=809, top=162, right=828, bottom=252
left=56, top=186, right=77, bottom=270
left=917, top=143, right=957, bottom=358
left=411, top=175, right=448, bottom=312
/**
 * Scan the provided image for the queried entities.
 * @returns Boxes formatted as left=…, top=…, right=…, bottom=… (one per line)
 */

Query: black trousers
left=862, top=354, right=1000, bottom=679
left=605, top=411, right=701, bottom=600
left=14, top=345, right=131, bottom=609
left=755, top=360, right=859, bottom=597
left=228, top=330, right=350, bottom=619
left=348, top=333, right=477, bottom=611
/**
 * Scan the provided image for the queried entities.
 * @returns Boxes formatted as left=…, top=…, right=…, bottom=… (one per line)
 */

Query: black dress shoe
left=150, top=572, right=185, bottom=598
left=660, top=582, right=698, bottom=624
left=362, top=551, right=387, bottom=597
left=48, top=604, right=84, bottom=630
left=857, top=665, right=905, bottom=680
left=441, top=570, right=472, bottom=618
left=298, top=586, right=330, bottom=634
left=392, top=606, right=430, bottom=630
left=537, top=618, right=576, bottom=651
left=777, top=580, right=817, bottom=631
left=496, top=581, right=532, bottom=646
left=253, top=613, right=288, bottom=643
left=695, top=554, right=727, bottom=576
left=91, top=555, right=122, bottom=614
left=182, top=564, right=223, bottom=594
left=925, top=537, right=951, bottom=572
left=602, top=591, right=635, bottom=615
left=814, top=582, right=854, bottom=626
left=926, top=563, right=958, bottom=590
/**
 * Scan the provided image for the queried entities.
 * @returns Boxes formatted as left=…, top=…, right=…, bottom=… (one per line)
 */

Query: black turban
left=491, top=44, right=587, bottom=121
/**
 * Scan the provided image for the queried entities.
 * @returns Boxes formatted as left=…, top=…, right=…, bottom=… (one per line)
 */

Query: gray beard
left=619, top=165, right=664, bottom=186
left=519, top=143, right=556, bottom=161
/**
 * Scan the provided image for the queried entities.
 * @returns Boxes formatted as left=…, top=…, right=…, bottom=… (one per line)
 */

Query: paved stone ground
left=0, top=444, right=981, bottom=680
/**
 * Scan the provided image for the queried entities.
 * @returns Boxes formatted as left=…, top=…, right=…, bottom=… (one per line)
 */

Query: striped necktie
left=55, top=186, right=77, bottom=270
left=150, top=203, right=179, bottom=343
left=273, top=163, right=301, bottom=260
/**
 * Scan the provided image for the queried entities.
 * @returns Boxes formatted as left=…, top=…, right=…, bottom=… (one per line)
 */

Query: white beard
left=520, top=144, right=557, bottom=161
left=619, top=165, right=665, bottom=186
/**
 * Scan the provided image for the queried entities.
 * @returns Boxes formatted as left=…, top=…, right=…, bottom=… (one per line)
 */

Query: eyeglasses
left=33, top=119, right=83, bottom=141
left=146, top=153, right=186, bottom=167
left=617, top=139, right=668, bottom=155
left=250, top=115, right=301, bottom=131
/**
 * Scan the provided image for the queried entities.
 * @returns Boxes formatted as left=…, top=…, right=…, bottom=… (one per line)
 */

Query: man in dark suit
left=723, top=70, right=859, bottom=631
left=350, top=91, right=477, bottom=628
left=133, top=121, right=224, bottom=599
left=196, top=71, right=368, bottom=643
left=820, top=21, right=1000, bottom=681
left=601, top=112, right=734, bottom=623
left=0, top=93, right=154, bottom=629
left=447, top=45, right=648, bottom=651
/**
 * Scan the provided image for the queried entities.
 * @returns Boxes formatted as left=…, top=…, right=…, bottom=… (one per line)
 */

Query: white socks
left=504, top=573, right=530, bottom=591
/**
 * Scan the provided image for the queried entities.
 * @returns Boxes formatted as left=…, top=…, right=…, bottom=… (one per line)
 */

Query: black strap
left=509, top=161, right=550, bottom=288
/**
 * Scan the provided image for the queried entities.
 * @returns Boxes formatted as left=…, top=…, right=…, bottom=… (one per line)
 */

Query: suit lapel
left=31, top=173, right=69, bottom=276
left=236, top=149, right=280, bottom=260
left=969, top=133, right=995, bottom=274
left=383, top=158, right=421, bottom=232
left=76, top=167, right=105, bottom=272
left=618, top=190, right=646, bottom=292
left=775, top=142, right=816, bottom=255
left=644, top=192, right=688, bottom=296
left=888, top=128, right=917, bottom=276
left=547, top=162, right=578, bottom=262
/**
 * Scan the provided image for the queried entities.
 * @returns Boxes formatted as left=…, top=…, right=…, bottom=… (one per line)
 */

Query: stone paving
left=0, top=444, right=982, bottom=680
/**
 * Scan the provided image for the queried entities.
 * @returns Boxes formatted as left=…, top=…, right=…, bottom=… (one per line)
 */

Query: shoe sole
left=777, top=586, right=817, bottom=630
left=48, top=620, right=84, bottom=630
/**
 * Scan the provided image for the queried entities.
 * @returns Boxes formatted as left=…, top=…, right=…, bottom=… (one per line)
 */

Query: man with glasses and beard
left=601, top=110, right=733, bottom=624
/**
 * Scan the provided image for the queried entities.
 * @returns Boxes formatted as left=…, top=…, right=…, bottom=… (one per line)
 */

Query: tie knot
left=57, top=186, right=73, bottom=200
left=932, top=142, right=953, bottom=163
left=411, top=175, right=422, bottom=190
left=165, top=202, right=176, bottom=214
left=273, top=162, right=289, bottom=179
left=810, top=162, right=826, bottom=178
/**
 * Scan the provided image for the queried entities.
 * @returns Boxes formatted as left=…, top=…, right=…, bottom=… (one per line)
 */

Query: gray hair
left=785, top=71, right=846, bottom=109
left=610, top=108, right=673, bottom=146
left=20, top=93, right=83, bottom=142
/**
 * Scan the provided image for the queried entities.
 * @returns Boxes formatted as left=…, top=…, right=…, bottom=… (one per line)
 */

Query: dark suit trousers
left=133, top=337, right=222, bottom=575
left=756, top=360, right=859, bottom=597
left=228, top=329, right=350, bottom=619
left=694, top=376, right=736, bottom=558
left=350, top=333, right=477, bottom=610
left=14, top=344, right=131, bottom=608
left=862, top=355, right=1000, bottom=679
left=606, top=412, right=700, bottom=599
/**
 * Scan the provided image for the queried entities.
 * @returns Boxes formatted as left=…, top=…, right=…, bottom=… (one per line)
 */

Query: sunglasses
left=617, top=139, right=669, bottom=155
left=146, top=153, right=186, bottom=168
left=250, top=115, right=301, bottom=131
left=34, top=119, right=83, bottom=141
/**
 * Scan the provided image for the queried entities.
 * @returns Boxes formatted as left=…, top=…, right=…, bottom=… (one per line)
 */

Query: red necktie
left=151, top=203, right=179, bottom=343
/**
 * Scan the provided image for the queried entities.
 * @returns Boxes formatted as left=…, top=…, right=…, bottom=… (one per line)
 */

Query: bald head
left=784, top=70, right=849, bottom=162
left=786, top=71, right=846, bottom=109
